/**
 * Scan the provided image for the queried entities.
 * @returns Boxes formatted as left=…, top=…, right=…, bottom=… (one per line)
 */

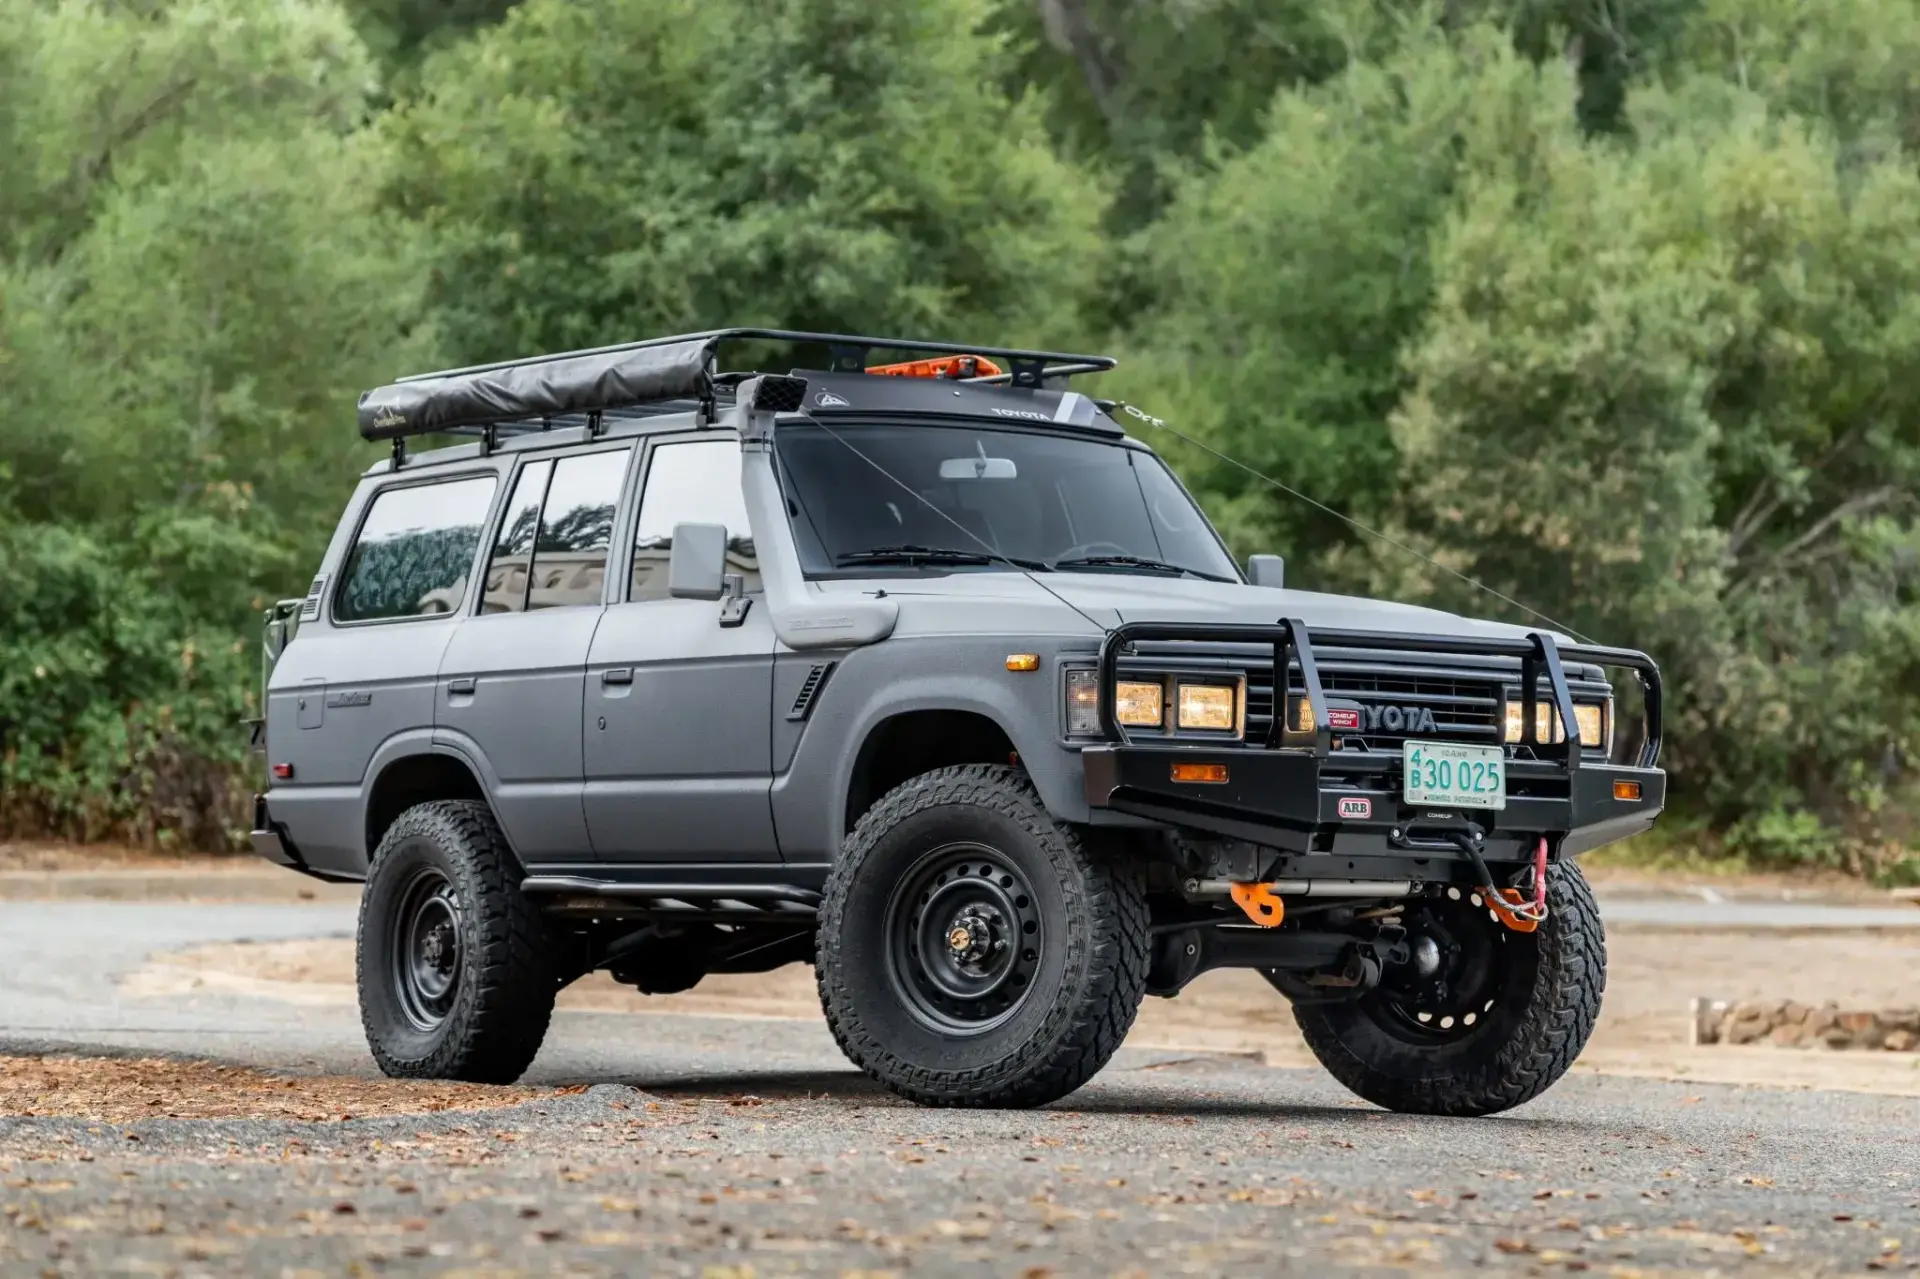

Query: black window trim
left=328, top=465, right=506, bottom=629
left=479, top=456, right=556, bottom=617
left=613, top=429, right=747, bottom=606
left=467, top=437, right=643, bottom=619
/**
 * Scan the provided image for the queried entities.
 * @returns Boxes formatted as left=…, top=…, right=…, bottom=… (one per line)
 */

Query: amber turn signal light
left=1005, top=653, right=1040, bottom=672
left=1613, top=780, right=1642, bottom=801
left=1171, top=761, right=1229, bottom=784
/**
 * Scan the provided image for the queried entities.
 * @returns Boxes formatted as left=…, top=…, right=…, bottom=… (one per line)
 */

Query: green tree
left=341, top=0, right=522, bottom=65
left=1116, top=24, right=1546, bottom=587
left=987, top=0, right=1354, bottom=228
left=1390, top=71, right=1920, bottom=862
left=386, top=0, right=1105, bottom=365
left=0, top=0, right=432, bottom=843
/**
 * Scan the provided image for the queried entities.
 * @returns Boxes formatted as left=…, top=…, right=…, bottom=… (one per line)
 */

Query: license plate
left=1403, top=741, right=1507, bottom=810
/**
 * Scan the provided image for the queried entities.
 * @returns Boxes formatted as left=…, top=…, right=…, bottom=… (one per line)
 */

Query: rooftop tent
left=357, top=337, right=715, bottom=440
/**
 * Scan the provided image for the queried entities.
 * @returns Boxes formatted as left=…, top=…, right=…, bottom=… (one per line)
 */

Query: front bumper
left=1083, top=745, right=1664, bottom=858
left=1081, top=619, right=1666, bottom=863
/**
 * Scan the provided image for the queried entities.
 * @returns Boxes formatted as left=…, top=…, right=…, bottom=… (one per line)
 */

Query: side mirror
left=1247, top=554, right=1285, bottom=588
left=667, top=522, right=729, bottom=600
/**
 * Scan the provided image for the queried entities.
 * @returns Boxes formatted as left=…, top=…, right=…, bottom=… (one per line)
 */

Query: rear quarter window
left=334, top=474, right=498, bottom=623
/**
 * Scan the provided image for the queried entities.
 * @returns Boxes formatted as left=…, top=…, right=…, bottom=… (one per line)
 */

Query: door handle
left=447, top=677, right=477, bottom=696
left=601, top=667, right=634, bottom=687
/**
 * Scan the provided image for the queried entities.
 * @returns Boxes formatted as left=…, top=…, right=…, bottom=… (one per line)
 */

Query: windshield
left=776, top=422, right=1240, bottom=581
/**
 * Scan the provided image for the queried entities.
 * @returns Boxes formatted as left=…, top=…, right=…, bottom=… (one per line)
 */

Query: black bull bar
left=1080, top=621, right=1666, bottom=862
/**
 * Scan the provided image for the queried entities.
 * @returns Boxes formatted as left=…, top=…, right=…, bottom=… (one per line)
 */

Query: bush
left=0, top=520, right=257, bottom=848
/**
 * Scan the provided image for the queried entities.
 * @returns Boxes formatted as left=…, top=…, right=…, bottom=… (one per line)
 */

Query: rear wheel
left=1290, top=861, right=1605, bottom=1116
left=817, top=765, right=1148, bottom=1108
left=357, top=800, right=558, bottom=1083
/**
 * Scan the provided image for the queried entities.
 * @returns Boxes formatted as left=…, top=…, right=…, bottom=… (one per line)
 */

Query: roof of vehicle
left=356, top=328, right=1117, bottom=445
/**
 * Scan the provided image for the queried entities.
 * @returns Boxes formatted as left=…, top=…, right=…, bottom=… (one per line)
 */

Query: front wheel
left=1290, top=861, right=1605, bottom=1116
left=816, top=765, right=1149, bottom=1108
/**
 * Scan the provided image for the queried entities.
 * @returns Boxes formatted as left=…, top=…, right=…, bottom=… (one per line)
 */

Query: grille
left=1119, top=642, right=1610, bottom=752
left=1119, top=643, right=1511, bottom=748
left=1250, top=663, right=1502, bottom=747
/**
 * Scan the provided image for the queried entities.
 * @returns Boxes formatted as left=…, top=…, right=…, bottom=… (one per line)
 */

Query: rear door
left=436, top=441, right=636, bottom=863
left=584, top=435, right=780, bottom=862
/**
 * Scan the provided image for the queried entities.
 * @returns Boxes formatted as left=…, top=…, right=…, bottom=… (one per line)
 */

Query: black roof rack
left=357, top=327, right=1116, bottom=445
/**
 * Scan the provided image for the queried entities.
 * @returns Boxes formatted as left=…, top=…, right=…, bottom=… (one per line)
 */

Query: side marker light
left=1171, top=762, right=1228, bottom=784
left=1613, top=780, right=1642, bottom=801
left=1006, top=653, right=1040, bottom=672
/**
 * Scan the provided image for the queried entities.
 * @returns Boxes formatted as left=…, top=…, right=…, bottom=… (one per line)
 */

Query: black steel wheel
left=1370, top=887, right=1520, bottom=1043
left=357, top=799, right=558, bottom=1083
left=390, top=866, right=464, bottom=1032
left=883, top=843, right=1045, bottom=1035
left=1291, top=861, right=1606, bottom=1116
left=817, top=765, right=1148, bottom=1108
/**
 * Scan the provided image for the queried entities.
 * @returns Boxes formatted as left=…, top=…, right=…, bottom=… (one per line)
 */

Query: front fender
left=770, top=635, right=1094, bottom=859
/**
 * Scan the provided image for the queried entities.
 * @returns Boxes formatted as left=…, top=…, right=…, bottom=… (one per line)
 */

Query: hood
left=813, top=571, right=1558, bottom=645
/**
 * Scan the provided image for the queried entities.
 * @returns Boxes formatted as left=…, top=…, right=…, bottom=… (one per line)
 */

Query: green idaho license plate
left=1403, top=741, right=1507, bottom=810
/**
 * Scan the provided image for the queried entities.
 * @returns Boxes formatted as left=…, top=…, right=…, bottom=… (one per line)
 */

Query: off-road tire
left=817, top=765, right=1148, bottom=1108
left=357, top=799, right=557, bottom=1084
left=1292, top=860, right=1605, bottom=1116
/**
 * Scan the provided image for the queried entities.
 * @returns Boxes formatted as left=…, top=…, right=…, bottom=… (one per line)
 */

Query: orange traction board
left=865, top=354, right=1004, bottom=379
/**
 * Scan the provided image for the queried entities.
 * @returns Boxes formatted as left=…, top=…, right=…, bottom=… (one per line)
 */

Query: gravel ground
left=3, top=1057, right=1918, bottom=1276
left=5, top=895, right=1920, bottom=1274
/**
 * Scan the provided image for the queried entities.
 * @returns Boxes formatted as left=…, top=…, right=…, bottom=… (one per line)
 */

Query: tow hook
left=1228, top=881, right=1285, bottom=928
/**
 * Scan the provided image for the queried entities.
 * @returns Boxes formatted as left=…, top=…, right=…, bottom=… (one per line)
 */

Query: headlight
left=1115, top=680, right=1165, bottom=728
left=1573, top=701, right=1608, bottom=749
left=1504, top=698, right=1609, bottom=748
left=1065, top=671, right=1243, bottom=737
left=1176, top=682, right=1237, bottom=731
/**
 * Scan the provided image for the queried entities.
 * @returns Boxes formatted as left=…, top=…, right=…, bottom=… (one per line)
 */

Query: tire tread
left=816, top=764, right=1147, bottom=1108
left=357, top=799, right=556, bottom=1084
left=1294, top=860, right=1605, bottom=1116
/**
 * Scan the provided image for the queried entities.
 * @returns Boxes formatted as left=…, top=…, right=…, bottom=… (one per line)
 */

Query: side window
left=630, top=440, right=759, bottom=601
left=335, top=475, right=497, bottom=623
left=529, top=449, right=631, bottom=610
left=482, top=460, right=551, bottom=614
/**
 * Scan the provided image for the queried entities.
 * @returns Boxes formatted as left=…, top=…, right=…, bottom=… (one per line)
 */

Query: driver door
left=582, top=435, right=779, bottom=862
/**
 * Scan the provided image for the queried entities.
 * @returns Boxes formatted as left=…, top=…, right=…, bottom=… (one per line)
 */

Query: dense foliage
left=1, top=0, right=1914, bottom=875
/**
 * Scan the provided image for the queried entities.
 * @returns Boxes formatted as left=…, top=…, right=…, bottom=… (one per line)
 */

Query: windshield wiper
left=836, top=544, right=1051, bottom=570
left=1052, top=554, right=1235, bottom=583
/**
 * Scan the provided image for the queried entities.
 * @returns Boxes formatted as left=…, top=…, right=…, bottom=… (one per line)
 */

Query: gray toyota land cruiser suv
left=252, top=328, right=1665, bottom=1113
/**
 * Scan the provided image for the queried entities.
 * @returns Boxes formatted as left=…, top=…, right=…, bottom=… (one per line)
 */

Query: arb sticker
left=1337, top=796, right=1373, bottom=819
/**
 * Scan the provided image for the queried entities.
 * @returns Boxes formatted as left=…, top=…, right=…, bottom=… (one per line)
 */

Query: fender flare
left=824, top=676, right=1083, bottom=848
left=360, top=729, right=514, bottom=864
